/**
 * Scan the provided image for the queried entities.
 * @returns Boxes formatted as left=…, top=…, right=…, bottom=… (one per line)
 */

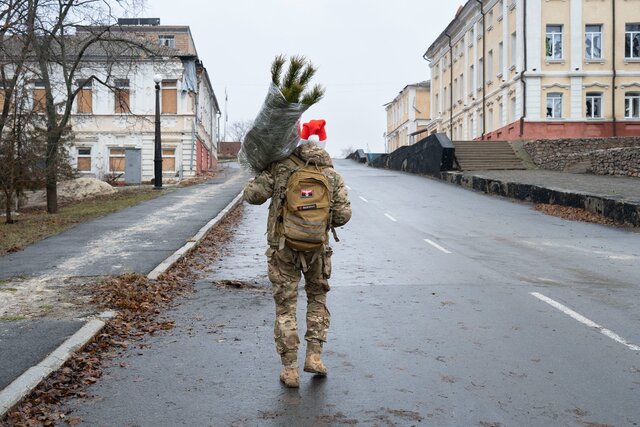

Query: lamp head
left=153, top=74, right=162, bottom=84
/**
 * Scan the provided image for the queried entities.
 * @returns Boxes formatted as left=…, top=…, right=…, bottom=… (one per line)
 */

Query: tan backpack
left=282, top=156, right=332, bottom=251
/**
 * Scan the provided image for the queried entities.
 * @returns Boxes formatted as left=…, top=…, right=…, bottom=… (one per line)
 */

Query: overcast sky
left=142, top=0, right=461, bottom=157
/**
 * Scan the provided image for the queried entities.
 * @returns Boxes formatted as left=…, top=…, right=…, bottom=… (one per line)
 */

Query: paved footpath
left=0, top=163, right=250, bottom=392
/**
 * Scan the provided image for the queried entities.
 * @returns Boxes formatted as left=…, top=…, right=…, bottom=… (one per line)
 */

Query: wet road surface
left=65, top=160, right=640, bottom=426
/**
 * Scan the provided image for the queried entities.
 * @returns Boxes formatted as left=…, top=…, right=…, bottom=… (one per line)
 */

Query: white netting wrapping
left=238, top=83, right=310, bottom=173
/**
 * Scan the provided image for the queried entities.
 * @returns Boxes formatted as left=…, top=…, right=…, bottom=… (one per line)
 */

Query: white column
left=527, top=76, right=542, bottom=119
left=527, top=0, right=542, bottom=71
left=570, top=77, right=582, bottom=118
left=570, top=0, right=582, bottom=71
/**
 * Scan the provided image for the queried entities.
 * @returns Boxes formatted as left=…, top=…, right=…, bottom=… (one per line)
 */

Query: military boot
left=304, top=342, right=327, bottom=376
left=279, top=366, right=299, bottom=388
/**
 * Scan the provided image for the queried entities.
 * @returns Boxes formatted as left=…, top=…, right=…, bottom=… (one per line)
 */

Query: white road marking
left=530, top=292, right=640, bottom=351
left=359, top=196, right=368, bottom=203
left=423, top=239, right=452, bottom=254
left=345, top=185, right=352, bottom=190
left=384, top=213, right=397, bottom=222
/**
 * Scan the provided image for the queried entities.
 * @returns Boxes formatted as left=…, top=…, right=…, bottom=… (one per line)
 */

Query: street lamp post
left=153, top=74, right=162, bottom=189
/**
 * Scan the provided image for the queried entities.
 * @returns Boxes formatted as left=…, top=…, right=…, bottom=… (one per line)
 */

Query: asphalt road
left=64, top=160, right=640, bottom=426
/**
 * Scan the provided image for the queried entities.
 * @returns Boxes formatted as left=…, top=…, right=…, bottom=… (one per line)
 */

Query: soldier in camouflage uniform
left=243, top=138, right=351, bottom=388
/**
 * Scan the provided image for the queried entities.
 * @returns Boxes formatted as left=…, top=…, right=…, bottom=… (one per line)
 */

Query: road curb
left=147, top=192, right=244, bottom=280
left=440, top=171, right=640, bottom=226
left=0, top=311, right=114, bottom=417
left=0, top=191, right=245, bottom=418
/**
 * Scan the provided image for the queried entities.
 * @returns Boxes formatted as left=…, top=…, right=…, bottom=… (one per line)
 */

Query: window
left=510, top=32, right=517, bottom=68
left=586, top=92, right=603, bottom=118
left=498, top=42, right=504, bottom=74
left=114, top=79, right=130, bottom=113
left=459, top=73, right=464, bottom=100
left=161, top=80, right=177, bottom=114
left=498, top=0, right=504, bottom=20
left=469, top=64, right=474, bottom=92
left=109, top=148, right=125, bottom=173
left=487, top=50, right=494, bottom=80
left=162, top=147, right=176, bottom=172
left=625, top=24, right=640, bottom=59
left=585, top=25, right=603, bottom=60
left=77, top=147, right=91, bottom=172
left=76, top=79, right=92, bottom=114
left=453, top=78, right=458, bottom=102
left=435, top=93, right=439, bottom=113
left=469, top=28, right=475, bottom=46
left=546, top=25, right=563, bottom=59
left=477, top=58, right=483, bottom=88
left=488, top=10, right=494, bottom=28
left=510, top=97, right=517, bottom=120
left=625, top=92, right=640, bottom=118
left=158, top=35, right=175, bottom=48
left=33, top=81, right=46, bottom=112
left=488, top=108, right=494, bottom=129
left=499, top=103, right=504, bottom=126
left=546, top=93, right=562, bottom=118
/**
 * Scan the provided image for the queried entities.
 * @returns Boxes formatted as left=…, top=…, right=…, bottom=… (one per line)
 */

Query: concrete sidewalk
left=0, top=162, right=250, bottom=397
left=441, top=169, right=640, bottom=227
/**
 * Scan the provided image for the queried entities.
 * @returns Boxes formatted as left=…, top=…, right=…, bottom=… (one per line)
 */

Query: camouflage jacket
left=243, top=143, right=352, bottom=248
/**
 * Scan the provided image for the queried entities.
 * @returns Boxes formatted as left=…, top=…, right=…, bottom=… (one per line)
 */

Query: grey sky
left=143, top=0, right=461, bottom=157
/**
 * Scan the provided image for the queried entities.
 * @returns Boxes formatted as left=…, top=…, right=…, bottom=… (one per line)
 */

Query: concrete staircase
left=452, top=140, right=526, bottom=171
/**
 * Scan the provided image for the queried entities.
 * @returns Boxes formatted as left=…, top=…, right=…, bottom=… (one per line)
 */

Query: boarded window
left=109, top=148, right=125, bottom=172
left=162, top=147, right=176, bottom=172
left=114, top=79, right=130, bottom=113
left=77, top=80, right=93, bottom=114
left=161, top=80, right=177, bottom=114
left=33, top=81, right=46, bottom=112
left=77, top=147, right=92, bottom=172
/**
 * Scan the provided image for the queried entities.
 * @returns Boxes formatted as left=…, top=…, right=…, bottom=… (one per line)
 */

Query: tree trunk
left=46, top=133, right=58, bottom=214
left=4, top=189, right=13, bottom=224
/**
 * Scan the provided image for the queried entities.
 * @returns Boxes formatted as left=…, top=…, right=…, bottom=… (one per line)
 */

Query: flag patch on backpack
left=301, top=189, right=313, bottom=198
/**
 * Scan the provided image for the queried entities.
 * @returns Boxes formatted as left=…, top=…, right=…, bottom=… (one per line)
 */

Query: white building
left=62, top=20, right=220, bottom=183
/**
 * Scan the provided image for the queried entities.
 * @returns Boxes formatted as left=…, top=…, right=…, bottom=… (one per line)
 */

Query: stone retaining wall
left=523, top=137, right=640, bottom=177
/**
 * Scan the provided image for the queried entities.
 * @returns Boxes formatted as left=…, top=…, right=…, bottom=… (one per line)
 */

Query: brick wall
left=523, top=137, right=640, bottom=177
left=219, top=141, right=241, bottom=159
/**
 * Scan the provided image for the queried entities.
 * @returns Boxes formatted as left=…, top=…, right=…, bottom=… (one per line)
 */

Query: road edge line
left=147, top=192, right=244, bottom=280
left=0, top=311, right=115, bottom=417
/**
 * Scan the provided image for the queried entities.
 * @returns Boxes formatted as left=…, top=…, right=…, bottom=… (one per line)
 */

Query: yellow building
left=424, top=0, right=640, bottom=141
left=384, top=81, right=431, bottom=153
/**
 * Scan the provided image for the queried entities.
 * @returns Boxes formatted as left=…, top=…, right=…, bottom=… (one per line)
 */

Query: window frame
left=624, top=92, right=640, bottom=118
left=585, top=24, right=603, bottom=60
left=76, top=147, right=92, bottom=172
left=108, top=148, right=126, bottom=173
left=114, top=79, right=130, bottom=114
left=162, top=147, right=177, bottom=173
left=161, top=80, right=178, bottom=114
left=546, top=92, right=563, bottom=119
left=158, top=34, right=175, bottom=48
left=625, top=23, right=640, bottom=59
left=585, top=92, right=603, bottom=119
left=546, top=25, right=563, bottom=60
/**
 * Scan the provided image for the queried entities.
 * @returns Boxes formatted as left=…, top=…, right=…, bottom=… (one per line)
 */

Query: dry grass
left=0, top=188, right=167, bottom=256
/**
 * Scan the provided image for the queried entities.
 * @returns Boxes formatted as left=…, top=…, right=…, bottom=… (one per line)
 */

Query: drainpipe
left=474, top=0, right=486, bottom=139
left=519, top=0, right=528, bottom=137
left=612, top=0, right=617, bottom=136
left=445, top=32, right=454, bottom=141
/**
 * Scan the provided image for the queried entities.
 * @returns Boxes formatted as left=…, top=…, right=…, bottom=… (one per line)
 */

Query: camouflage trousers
left=266, top=245, right=332, bottom=367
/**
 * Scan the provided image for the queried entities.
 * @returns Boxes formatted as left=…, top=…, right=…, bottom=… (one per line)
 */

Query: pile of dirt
left=24, top=178, right=116, bottom=208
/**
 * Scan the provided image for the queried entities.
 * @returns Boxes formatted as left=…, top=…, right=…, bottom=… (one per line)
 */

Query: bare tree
left=340, top=146, right=356, bottom=159
left=227, top=119, right=253, bottom=142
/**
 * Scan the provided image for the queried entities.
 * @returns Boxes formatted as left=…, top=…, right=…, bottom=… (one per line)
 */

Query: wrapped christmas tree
left=238, top=55, right=325, bottom=173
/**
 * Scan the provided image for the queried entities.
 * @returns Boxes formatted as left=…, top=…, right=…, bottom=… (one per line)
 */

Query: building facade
left=384, top=81, right=431, bottom=152
left=425, top=0, right=640, bottom=141
left=63, top=20, right=220, bottom=183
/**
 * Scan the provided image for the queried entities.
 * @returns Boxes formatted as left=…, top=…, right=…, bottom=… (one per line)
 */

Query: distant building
left=62, top=19, right=220, bottom=183
left=424, top=0, right=640, bottom=141
left=218, top=141, right=241, bottom=159
left=384, top=81, right=431, bottom=153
